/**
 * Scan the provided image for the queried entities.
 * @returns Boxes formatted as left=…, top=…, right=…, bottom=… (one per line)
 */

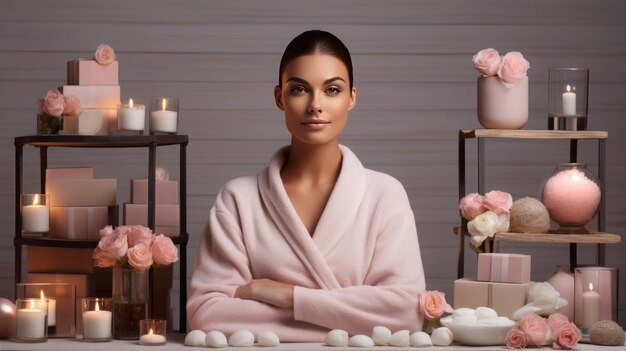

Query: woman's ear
left=274, top=85, right=285, bottom=111
left=348, top=86, right=357, bottom=111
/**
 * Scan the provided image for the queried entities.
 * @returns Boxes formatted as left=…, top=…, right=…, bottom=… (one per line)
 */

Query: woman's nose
left=308, top=93, right=322, bottom=113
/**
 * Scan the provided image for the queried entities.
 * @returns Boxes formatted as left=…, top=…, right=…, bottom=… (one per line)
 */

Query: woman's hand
left=235, top=278, right=294, bottom=308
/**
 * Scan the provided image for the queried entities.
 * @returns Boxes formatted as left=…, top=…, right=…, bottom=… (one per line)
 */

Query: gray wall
left=1, top=1, right=625, bottom=330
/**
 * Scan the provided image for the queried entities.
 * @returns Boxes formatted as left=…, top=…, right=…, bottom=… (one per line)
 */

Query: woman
left=187, top=30, right=426, bottom=341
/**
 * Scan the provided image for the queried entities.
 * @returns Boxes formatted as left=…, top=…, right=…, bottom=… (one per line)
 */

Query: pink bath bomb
left=542, top=168, right=601, bottom=226
left=0, top=297, right=16, bottom=339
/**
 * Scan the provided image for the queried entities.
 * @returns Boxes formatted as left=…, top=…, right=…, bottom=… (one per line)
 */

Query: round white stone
left=431, top=327, right=454, bottom=346
left=475, top=306, right=498, bottom=320
left=388, top=330, right=410, bottom=347
left=452, top=307, right=475, bottom=317
left=205, top=330, right=228, bottom=348
left=325, top=329, right=349, bottom=347
left=371, top=326, right=391, bottom=345
left=348, top=334, right=374, bottom=347
left=257, top=331, right=280, bottom=347
left=409, top=331, right=433, bottom=347
left=184, top=330, right=206, bottom=347
left=228, top=329, right=254, bottom=347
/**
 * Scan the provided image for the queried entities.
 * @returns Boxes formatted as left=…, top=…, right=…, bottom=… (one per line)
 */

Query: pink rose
left=127, top=243, right=153, bottom=272
left=473, top=48, right=501, bottom=77
left=98, top=228, right=128, bottom=259
left=518, top=313, right=549, bottom=347
left=505, top=327, right=527, bottom=349
left=552, top=322, right=581, bottom=349
left=547, top=313, right=570, bottom=332
left=62, top=95, right=81, bottom=116
left=418, top=290, right=452, bottom=320
left=497, top=51, right=530, bottom=84
left=99, top=225, right=114, bottom=237
left=127, top=225, right=154, bottom=247
left=94, top=44, right=116, bottom=65
left=483, top=190, right=513, bottom=215
left=38, top=89, right=65, bottom=117
left=459, top=193, right=486, bottom=220
left=152, top=234, right=179, bottom=265
left=92, top=247, right=117, bottom=267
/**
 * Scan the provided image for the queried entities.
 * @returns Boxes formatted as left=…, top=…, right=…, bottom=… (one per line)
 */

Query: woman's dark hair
left=278, top=30, right=353, bottom=89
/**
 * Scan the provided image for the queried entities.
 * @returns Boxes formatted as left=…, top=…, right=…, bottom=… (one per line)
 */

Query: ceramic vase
left=477, top=76, right=528, bottom=129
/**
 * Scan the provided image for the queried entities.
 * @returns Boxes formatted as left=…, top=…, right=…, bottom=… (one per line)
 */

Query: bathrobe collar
left=258, top=144, right=366, bottom=290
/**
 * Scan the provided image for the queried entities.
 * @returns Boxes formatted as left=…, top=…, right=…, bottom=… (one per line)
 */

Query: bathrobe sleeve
left=292, top=179, right=426, bottom=334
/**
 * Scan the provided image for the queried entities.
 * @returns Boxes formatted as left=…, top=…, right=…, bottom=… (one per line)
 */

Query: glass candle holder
left=540, top=163, right=601, bottom=234
left=139, top=319, right=166, bottom=346
left=16, top=283, right=75, bottom=337
left=15, top=298, right=48, bottom=343
left=574, top=267, right=618, bottom=333
left=149, top=97, right=179, bottom=134
left=117, top=98, right=146, bottom=135
left=548, top=68, right=589, bottom=131
left=82, top=298, right=112, bottom=342
left=20, top=194, right=50, bottom=235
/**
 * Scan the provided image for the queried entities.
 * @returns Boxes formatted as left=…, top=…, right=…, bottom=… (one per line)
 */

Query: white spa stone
left=478, top=317, right=513, bottom=326
left=348, top=334, right=375, bottom=347
left=409, top=331, right=433, bottom=347
left=453, top=315, right=478, bottom=324
left=228, top=329, right=255, bottom=347
left=431, top=327, right=454, bottom=346
left=184, top=330, right=207, bottom=347
left=371, top=326, right=391, bottom=345
left=452, top=308, right=475, bottom=317
left=475, top=306, right=498, bottom=320
left=257, top=331, right=280, bottom=347
left=388, top=330, right=410, bottom=347
left=325, top=329, right=349, bottom=347
left=205, top=331, right=228, bottom=348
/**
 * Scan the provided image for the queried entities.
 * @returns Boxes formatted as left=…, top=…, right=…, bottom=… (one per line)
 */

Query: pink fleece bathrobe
left=187, top=145, right=426, bottom=341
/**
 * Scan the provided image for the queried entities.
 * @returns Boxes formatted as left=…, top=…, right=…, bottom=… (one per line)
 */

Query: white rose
left=468, top=211, right=499, bottom=246
left=496, top=213, right=510, bottom=233
left=512, top=282, right=568, bottom=320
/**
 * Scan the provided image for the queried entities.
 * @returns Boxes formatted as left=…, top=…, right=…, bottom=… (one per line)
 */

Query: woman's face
left=274, top=54, right=356, bottom=146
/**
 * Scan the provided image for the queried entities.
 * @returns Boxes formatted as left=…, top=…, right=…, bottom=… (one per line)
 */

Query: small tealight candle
left=15, top=298, right=48, bottom=343
left=149, top=98, right=179, bottom=134
left=139, top=319, right=166, bottom=346
left=117, top=99, right=146, bottom=133
left=82, top=298, right=112, bottom=342
left=21, top=194, right=49, bottom=234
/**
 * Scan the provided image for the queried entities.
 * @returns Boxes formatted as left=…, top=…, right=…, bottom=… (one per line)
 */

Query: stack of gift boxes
left=454, top=253, right=532, bottom=319
left=62, top=56, right=121, bottom=135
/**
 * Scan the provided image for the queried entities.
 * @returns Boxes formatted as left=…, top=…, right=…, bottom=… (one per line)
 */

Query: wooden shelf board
left=460, top=129, right=607, bottom=140
left=15, top=135, right=189, bottom=148
left=453, top=226, right=621, bottom=244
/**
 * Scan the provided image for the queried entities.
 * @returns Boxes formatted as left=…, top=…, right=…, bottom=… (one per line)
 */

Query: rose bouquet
left=418, top=290, right=454, bottom=332
left=93, top=225, right=178, bottom=272
left=37, top=89, right=81, bottom=134
left=513, top=282, right=568, bottom=320
left=506, top=312, right=581, bottom=349
left=459, top=190, right=512, bottom=247
left=473, top=48, right=530, bottom=86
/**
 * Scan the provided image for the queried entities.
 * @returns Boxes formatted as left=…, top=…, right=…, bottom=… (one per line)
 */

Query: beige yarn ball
left=509, top=197, right=551, bottom=233
left=590, top=320, right=625, bottom=346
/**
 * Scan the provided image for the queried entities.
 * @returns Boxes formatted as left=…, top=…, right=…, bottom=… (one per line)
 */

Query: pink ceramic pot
left=477, top=76, right=528, bottom=129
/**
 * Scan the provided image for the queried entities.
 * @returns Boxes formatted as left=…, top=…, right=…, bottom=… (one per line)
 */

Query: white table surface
left=1, top=334, right=625, bottom=351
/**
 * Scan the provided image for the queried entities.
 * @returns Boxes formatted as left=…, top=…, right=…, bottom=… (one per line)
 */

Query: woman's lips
left=302, top=121, right=330, bottom=130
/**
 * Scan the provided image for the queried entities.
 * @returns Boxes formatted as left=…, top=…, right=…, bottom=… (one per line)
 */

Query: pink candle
left=542, top=168, right=601, bottom=226
left=581, top=283, right=600, bottom=329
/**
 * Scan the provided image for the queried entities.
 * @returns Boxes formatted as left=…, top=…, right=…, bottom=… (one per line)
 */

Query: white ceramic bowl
left=440, top=316, right=516, bottom=346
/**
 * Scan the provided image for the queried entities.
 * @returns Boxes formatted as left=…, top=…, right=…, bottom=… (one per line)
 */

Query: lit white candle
left=562, top=84, right=576, bottom=116
left=582, top=282, right=600, bottom=329
left=140, top=328, right=166, bottom=345
left=16, top=299, right=46, bottom=340
left=22, top=194, right=49, bottom=233
left=150, top=98, right=178, bottom=133
left=36, top=290, right=55, bottom=327
left=117, top=98, right=146, bottom=131
left=83, top=301, right=112, bottom=340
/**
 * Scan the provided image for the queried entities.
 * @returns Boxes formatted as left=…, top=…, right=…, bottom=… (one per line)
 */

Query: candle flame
left=149, top=328, right=154, bottom=335
left=589, top=282, right=594, bottom=291
left=40, top=290, right=45, bottom=300
left=95, top=301, right=100, bottom=312
left=161, top=99, right=167, bottom=110
left=129, top=98, right=134, bottom=108
left=29, top=299, right=35, bottom=310
left=566, top=84, right=571, bottom=92
left=33, top=194, right=40, bottom=205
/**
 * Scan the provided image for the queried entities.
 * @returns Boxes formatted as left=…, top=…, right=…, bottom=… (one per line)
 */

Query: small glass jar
left=574, top=267, right=618, bottom=334
left=15, top=298, right=48, bottom=343
left=139, top=319, right=166, bottom=346
left=82, top=298, right=112, bottom=342
left=548, top=68, right=589, bottom=131
left=117, top=98, right=146, bottom=135
left=540, top=163, right=601, bottom=233
left=20, top=194, right=50, bottom=236
left=149, top=97, right=179, bottom=134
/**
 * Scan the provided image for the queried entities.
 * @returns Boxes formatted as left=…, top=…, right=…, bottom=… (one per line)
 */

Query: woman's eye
left=290, top=86, right=307, bottom=94
left=326, top=87, right=341, bottom=95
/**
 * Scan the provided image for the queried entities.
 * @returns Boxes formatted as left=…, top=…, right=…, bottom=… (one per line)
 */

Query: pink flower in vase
left=472, top=48, right=501, bottom=77
left=459, top=193, right=486, bottom=220
left=62, top=95, right=81, bottom=116
left=483, top=190, right=513, bottom=215
left=92, top=247, right=118, bottom=268
left=552, top=322, right=581, bottom=349
left=547, top=313, right=570, bottom=332
left=505, top=327, right=527, bottom=349
left=99, top=225, right=114, bottom=237
left=127, top=242, right=153, bottom=272
left=38, top=89, right=65, bottom=117
left=418, top=290, right=452, bottom=320
left=97, top=228, right=128, bottom=260
left=518, top=313, right=549, bottom=347
left=94, top=44, right=116, bottom=65
left=152, top=234, right=179, bottom=265
left=497, top=51, right=530, bottom=84
left=127, top=225, right=154, bottom=247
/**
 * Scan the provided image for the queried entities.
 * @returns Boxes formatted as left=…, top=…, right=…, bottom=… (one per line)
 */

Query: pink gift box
left=61, top=85, right=120, bottom=109
left=46, top=167, right=93, bottom=180
left=67, top=60, right=119, bottom=86
left=46, top=179, right=117, bottom=207
left=477, top=253, right=531, bottom=284
left=49, top=206, right=114, bottom=240
left=130, top=179, right=179, bottom=204
left=453, top=278, right=530, bottom=319
left=63, top=108, right=115, bottom=136
left=27, top=246, right=94, bottom=274
left=123, top=203, right=179, bottom=227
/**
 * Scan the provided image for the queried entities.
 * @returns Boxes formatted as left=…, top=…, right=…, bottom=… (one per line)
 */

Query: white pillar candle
left=582, top=282, right=600, bottom=329
left=562, top=85, right=576, bottom=116
left=36, top=291, right=55, bottom=327
left=117, top=99, right=146, bottom=131
left=140, top=328, right=166, bottom=345
left=83, top=301, right=112, bottom=340
left=16, top=300, right=46, bottom=340
left=150, top=98, right=178, bottom=133
left=22, top=195, right=49, bottom=233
